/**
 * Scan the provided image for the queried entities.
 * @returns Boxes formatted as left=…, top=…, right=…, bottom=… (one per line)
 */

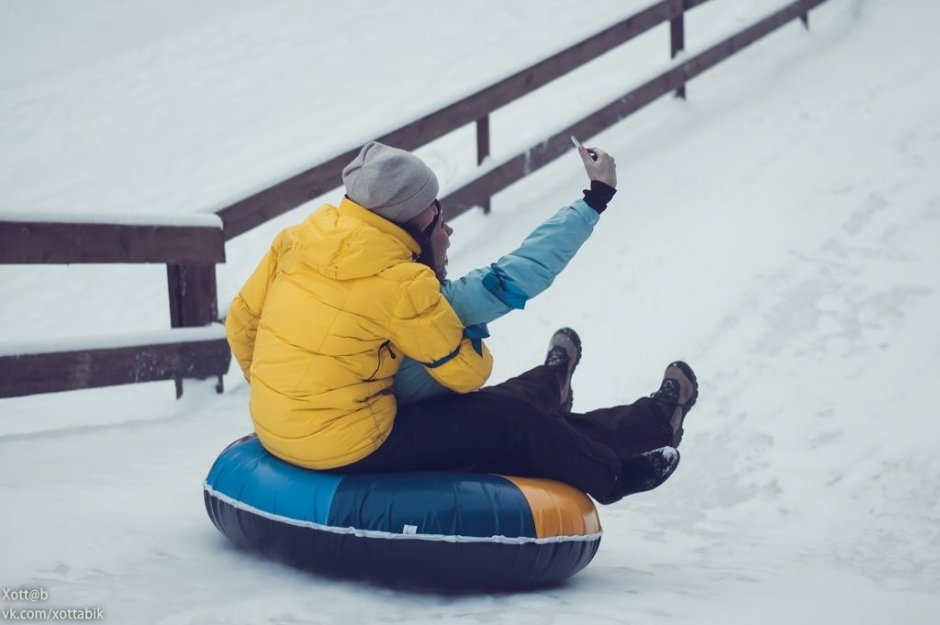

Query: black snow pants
left=339, top=365, right=674, bottom=504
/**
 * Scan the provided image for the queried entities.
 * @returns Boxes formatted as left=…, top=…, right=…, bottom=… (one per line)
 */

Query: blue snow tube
left=203, top=435, right=602, bottom=589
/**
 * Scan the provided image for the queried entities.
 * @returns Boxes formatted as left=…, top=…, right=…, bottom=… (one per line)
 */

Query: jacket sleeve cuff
left=582, top=180, right=617, bottom=214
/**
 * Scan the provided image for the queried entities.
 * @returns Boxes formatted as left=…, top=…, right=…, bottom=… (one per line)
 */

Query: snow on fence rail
left=0, top=0, right=828, bottom=400
left=0, top=327, right=229, bottom=398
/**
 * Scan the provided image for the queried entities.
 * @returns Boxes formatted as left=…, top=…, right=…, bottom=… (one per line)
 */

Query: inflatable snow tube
left=203, top=435, right=602, bottom=589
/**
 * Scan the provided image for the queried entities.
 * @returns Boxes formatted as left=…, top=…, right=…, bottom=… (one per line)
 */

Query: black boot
left=544, top=327, right=582, bottom=412
left=650, top=361, right=698, bottom=446
left=614, top=446, right=680, bottom=498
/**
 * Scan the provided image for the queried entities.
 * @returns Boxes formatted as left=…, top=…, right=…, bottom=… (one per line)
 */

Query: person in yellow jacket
left=229, top=141, right=698, bottom=505
left=226, top=142, right=493, bottom=470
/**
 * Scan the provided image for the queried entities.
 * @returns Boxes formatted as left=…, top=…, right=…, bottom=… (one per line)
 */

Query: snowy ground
left=2, top=1, right=939, bottom=623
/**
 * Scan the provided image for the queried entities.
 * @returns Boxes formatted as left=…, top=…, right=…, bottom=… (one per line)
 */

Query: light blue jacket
left=394, top=199, right=600, bottom=405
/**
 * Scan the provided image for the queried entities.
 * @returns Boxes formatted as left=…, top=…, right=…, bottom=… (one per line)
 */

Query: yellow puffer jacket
left=225, top=198, right=493, bottom=470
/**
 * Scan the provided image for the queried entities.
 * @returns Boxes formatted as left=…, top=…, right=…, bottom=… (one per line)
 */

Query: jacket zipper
left=366, top=341, right=397, bottom=381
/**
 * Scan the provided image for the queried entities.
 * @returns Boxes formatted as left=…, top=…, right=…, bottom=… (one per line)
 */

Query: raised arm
left=444, top=144, right=617, bottom=326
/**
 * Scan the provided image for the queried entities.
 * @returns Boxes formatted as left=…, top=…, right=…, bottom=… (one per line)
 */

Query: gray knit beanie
left=342, top=142, right=439, bottom=224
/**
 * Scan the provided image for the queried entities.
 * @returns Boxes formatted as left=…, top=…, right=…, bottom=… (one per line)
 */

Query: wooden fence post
left=670, top=2, right=686, bottom=99
left=476, top=115, right=491, bottom=214
left=166, top=264, right=222, bottom=398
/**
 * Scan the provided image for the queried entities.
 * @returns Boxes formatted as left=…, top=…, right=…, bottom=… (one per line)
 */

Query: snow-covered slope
left=1, top=1, right=938, bottom=623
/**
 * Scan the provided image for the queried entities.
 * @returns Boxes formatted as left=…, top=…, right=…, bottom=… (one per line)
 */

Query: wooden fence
left=0, top=217, right=230, bottom=398
left=214, top=0, right=828, bottom=239
left=0, top=0, right=830, bottom=399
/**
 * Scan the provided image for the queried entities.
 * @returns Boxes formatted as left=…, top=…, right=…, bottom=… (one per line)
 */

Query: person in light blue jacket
left=357, top=142, right=699, bottom=503
left=393, top=189, right=600, bottom=406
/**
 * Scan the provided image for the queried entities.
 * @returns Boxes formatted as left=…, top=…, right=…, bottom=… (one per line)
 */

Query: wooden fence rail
left=0, top=328, right=230, bottom=399
left=0, top=220, right=224, bottom=265
left=0, top=0, right=830, bottom=399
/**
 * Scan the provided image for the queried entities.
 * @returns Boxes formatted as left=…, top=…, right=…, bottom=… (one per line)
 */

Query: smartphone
left=570, top=135, right=597, bottom=161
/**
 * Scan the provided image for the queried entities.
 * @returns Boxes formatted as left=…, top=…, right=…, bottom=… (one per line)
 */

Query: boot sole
left=668, top=360, right=698, bottom=410
left=552, top=328, right=582, bottom=411
left=555, top=327, right=582, bottom=369
left=665, top=361, right=698, bottom=447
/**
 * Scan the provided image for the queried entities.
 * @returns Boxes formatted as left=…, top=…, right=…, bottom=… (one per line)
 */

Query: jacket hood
left=290, top=198, right=422, bottom=281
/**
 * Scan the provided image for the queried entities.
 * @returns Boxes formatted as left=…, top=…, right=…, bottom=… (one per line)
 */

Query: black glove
left=582, top=180, right=617, bottom=214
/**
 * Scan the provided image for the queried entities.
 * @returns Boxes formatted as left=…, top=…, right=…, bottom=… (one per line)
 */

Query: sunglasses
left=421, top=199, right=442, bottom=236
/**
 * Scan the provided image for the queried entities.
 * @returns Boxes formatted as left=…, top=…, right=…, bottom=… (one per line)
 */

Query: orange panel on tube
left=504, top=476, right=602, bottom=538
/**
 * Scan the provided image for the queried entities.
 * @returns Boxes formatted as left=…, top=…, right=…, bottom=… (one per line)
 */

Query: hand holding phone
left=570, top=135, right=597, bottom=161
left=571, top=135, right=616, bottom=188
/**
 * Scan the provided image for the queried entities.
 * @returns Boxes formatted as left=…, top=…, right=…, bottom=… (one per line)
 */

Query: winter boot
left=650, top=361, right=698, bottom=446
left=612, top=446, right=681, bottom=500
left=544, top=327, right=581, bottom=412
